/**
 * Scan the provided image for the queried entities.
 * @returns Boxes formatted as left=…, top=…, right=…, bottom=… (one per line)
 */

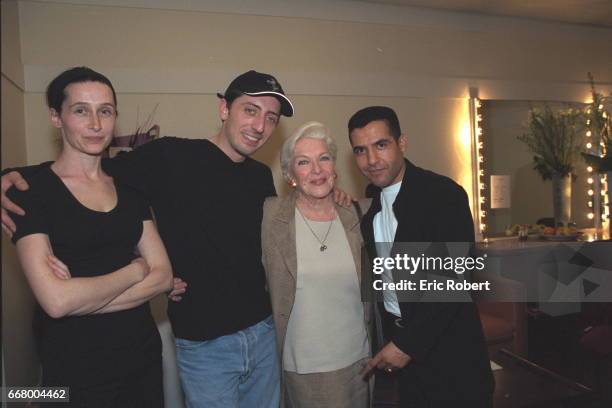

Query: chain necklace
left=297, top=209, right=334, bottom=251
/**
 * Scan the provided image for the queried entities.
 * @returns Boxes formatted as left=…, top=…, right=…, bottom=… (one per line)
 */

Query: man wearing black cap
left=1, top=70, right=294, bottom=408
left=211, top=70, right=294, bottom=161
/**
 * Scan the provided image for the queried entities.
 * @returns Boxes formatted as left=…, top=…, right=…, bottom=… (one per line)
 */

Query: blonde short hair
left=280, top=121, right=337, bottom=182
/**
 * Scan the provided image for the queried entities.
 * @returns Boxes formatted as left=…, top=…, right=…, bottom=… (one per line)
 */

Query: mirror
left=480, top=100, right=590, bottom=236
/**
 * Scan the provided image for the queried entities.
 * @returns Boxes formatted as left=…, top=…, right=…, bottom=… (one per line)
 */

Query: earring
left=290, top=179, right=297, bottom=188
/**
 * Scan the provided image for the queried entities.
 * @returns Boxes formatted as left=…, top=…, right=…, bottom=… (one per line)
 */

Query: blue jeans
left=175, top=316, right=280, bottom=408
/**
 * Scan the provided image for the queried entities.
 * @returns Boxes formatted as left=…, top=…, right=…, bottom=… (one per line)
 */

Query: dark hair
left=46, top=67, right=117, bottom=112
left=348, top=106, right=401, bottom=140
left=221, top=89, right=244, bottom=109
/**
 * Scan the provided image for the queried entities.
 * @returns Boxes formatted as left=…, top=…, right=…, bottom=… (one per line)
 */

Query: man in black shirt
left=2, top=70, right=295, bottom=408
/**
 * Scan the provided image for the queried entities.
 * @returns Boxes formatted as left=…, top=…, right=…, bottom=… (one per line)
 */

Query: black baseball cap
left=217, top=70, right=294, bottom=117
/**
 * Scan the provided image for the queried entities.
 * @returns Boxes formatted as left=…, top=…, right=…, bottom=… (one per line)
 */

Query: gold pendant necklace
left=298, top=209, right=334, bottom=251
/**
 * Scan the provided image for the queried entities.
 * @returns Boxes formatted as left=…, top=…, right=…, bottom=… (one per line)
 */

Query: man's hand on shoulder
left=1, top=171, right=29, bottom=237
left=332, top=187, right=355, bottom=207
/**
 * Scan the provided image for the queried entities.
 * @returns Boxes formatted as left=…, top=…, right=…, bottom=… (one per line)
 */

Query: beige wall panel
left=2, top=80, right=27, bottom=168
left=2, top=74, right=39, bottom=390
left=1, top=0, right=25, bottom=88
left=18, top=1, right=612, bottom=99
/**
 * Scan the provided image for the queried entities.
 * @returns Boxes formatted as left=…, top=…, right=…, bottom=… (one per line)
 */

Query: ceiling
left=356, top=0, right=612, bottom=27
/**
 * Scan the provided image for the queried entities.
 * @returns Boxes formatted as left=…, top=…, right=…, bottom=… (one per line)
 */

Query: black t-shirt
left=105, top=137, right=276, bottom=340
left=7, top=163, right=159, bottom=385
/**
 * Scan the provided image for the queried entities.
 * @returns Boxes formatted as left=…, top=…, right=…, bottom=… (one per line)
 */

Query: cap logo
left=266, top=78, right=280, bottom=92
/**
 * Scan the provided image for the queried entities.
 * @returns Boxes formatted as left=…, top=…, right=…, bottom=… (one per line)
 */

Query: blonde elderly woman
left=261, top=121, right=373, bottom=408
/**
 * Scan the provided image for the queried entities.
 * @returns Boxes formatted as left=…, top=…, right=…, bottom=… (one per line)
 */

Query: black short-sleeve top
left=7, top=163, right=157, bottom=355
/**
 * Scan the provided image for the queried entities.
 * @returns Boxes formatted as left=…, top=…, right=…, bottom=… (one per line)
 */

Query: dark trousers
left=379, top=305, right=492, bottom=408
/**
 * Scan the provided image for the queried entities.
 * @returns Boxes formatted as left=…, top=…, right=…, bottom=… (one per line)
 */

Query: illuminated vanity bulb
left=587, top=142, right=593, bottom=149
left=586, top=130, right=592, bottom=137
left=588, top=178, right=594, bottom=184
left=588, top=189, right=594, bottom=196
left=588, top=213, right=595, bottom=220
left=587, top=166, right=593, bottom=172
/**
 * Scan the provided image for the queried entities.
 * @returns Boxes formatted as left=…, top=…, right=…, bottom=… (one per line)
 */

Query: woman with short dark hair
left=7, top=67, right=173, bottom=407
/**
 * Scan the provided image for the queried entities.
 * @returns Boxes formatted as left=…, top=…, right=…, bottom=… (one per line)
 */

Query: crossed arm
left=96, top=220, right=174, bottom=313
left=15, top=220, right=173, bottom=319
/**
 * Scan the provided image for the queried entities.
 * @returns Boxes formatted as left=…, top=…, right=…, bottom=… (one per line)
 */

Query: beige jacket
left=261, top=192, right=373, bottom=405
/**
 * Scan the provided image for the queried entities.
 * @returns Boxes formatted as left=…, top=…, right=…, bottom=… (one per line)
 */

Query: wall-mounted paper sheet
left=490, top=175, right=511, bottom=209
